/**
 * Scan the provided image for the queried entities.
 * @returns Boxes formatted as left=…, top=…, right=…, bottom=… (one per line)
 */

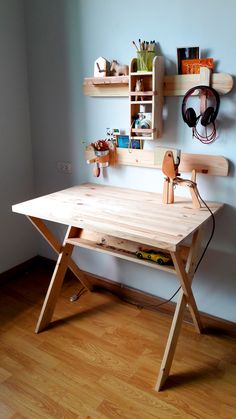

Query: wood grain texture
left=28, top=217, right=93, bottom=292
left=84, top=147, right=229, bottom=175
left=83, top=72, right=233, bottom=96
left=12, top=183, right=223, bottom=252
left=11, top=185, right=226, bottom=390
left=35, top=226, right=77, bottom=333
left=82, top=269, right=236, bottom=337
left=129, top=56, right=164, bottom=140
left=155, top=229, right=205, bottom=390
left=0, top=265, right=235, bottom=418
left=1, top=255, right=235, bottom=337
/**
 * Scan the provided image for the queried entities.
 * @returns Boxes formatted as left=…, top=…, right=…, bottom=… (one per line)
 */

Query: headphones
left=182, top=85, right=220, bottom=143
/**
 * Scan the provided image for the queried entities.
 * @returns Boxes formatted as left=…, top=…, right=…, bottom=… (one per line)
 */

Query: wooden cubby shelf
left=129, top=56, right=164, bottom=140
left=83, top=59, right=233, bottom=168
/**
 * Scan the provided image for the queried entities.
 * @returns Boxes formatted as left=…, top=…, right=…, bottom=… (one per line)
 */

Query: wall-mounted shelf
left=83, top=62, right=232, bottom=171
left=129, top=56, right=164, bottom=140
left=83, top=71, right=233, bottom=97
left=85, top=145, right=229, bottom=176
left=83, top=75, right=129, bottom=96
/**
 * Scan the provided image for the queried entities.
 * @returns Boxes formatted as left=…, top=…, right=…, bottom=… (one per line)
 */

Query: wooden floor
left=0, top=265, right=235, bottom=419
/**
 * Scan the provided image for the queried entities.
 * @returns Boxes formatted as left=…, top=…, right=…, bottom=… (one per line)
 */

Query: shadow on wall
left=213, top=204, right=236, bottom=250
left=195, top=245, right=236, bottom=320
left=25, top=0, right=90, bottom=194
left=219, top=77, right=236, bottom=136
left=228, top=158, right=235, bottom=177
left=193, top=204, right=236, bottom=321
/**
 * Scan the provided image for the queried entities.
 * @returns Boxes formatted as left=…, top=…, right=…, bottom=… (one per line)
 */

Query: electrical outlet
left=57, top=161, right=72, bottom=174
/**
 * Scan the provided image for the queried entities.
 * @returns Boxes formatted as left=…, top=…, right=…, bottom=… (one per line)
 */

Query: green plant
left=91, top=139, right=109, bottom=151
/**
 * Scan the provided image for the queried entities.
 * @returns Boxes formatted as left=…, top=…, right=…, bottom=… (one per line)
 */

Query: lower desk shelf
left=66, top=231, right=189, bottom=274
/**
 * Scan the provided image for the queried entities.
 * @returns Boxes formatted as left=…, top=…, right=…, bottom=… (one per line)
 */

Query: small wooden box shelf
left=129, top=56, right=164, bottom=140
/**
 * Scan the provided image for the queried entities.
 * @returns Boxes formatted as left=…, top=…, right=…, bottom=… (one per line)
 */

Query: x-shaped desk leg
left=29, top=215, right=204, bottom=390
left=155, top=228, right=204, bottom=391
left=28, top=217, right=93, bottom=333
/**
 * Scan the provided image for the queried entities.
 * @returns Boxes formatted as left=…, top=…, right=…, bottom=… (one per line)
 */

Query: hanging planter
left=87, top=140, right=110, bottom=177
left=94, top=149, right=110, bottom=168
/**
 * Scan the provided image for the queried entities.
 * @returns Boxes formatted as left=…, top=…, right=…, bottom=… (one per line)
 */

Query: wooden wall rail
left=83, top=72, right=233, bottom=97
left=85, top=147, right=229, bottom=176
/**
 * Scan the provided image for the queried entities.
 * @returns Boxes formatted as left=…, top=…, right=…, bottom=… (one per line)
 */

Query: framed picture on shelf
left=181, top=58, right=214, bottom=74
left=117, top=135, right=142, bottom=149
left=177, top=47, right=199, bottom=74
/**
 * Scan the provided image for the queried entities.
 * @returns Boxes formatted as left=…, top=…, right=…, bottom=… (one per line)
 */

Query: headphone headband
left=182, top=85, right=220, bottom=123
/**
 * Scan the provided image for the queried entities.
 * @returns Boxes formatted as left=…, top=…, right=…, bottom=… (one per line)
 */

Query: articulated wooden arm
left=162, top=151, right=201, bottom=208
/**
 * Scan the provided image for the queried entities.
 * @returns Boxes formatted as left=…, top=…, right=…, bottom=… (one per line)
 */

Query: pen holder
left=137, top=51, right=155, bottom=72
left=94, top=150, right=110, bottom=167
left=86, top=150, right=110, bottom=178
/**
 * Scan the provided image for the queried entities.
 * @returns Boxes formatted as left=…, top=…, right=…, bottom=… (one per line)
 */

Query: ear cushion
left=185, top=107, right=197, bottom=127
left=201, top=106, right=215, bottom=127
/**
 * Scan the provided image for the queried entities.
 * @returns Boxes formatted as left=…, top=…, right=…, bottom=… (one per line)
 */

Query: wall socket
left=57, top=161, right=72, bottom=174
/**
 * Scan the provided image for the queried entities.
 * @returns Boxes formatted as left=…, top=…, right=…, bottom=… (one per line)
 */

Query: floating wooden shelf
left=85, top=75, right=128, bottom=85
left=130, top=71, right=153, bottom=76
left=130, top=91, right=155, bottom=96
left=83, top=76, right=129, bottom=97
left=85, top=145, right=229, bottom=176
left=131, top=128, right=156, bottom=134
left=66, top=230, right=190, bottom=275
left=83, top=72, right=233, bottom=97
left=130, top=100, right=152, bottom=105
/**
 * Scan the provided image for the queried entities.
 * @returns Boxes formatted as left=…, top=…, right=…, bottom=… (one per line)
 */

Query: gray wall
left=16, top=0, right=236, bottom=322
left=0, top=0, right=37, bottom=273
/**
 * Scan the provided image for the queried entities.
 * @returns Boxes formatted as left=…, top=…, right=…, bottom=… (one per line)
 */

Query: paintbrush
left=132, top=40, right=139, bottom=51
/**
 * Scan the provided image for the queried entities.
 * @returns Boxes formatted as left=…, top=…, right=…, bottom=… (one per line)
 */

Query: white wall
left=0, top=0, right=37, bottom=273
left=24, top=0, right=236, bottom=321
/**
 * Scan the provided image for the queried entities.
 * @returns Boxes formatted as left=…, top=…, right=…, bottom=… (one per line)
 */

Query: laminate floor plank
left=0, top=265, right=235, bottom=418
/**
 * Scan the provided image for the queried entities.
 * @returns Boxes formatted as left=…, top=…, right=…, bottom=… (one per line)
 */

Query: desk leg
left=171, top=251, right=203, bottom=334
left=155, top=290, right=187, bottom=391
left=35, top=225, right=77, bottom=333
left=28, top=216, right=93, bottom=291
left=155, top=228, right=204, bottom=391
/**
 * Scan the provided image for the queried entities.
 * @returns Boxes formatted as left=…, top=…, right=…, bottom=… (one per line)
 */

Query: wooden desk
left=12, top=183, right=223, bottom=391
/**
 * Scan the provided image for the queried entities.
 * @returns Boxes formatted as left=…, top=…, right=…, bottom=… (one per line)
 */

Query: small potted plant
left=90, top=139, right=110, bottom=168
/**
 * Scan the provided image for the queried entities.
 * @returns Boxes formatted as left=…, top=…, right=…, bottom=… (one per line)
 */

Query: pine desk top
left=12, top=183, right=223, bottom=252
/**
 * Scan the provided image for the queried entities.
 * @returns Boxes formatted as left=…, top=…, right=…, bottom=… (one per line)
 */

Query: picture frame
left=177, top=47, right=199, bottom=74
left=117, top=135, right=142, bottom=149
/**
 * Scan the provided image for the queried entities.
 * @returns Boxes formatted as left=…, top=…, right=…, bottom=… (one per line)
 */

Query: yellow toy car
left=135, top=250, right=172, bottom=265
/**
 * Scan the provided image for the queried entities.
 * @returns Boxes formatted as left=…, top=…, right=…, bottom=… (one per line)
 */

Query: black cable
left=69, top=286, right=87, bottom=302
left=146, top=286, right=181, bottom=309
left=194, top=186, right=216, bottom=273
left=77, top=287, right=87, bottom=298
left=159, top=185, right=215, bottom=305
left=124, top=185, right=216, bottom=311
left=70, top=189, right=215, bottom=311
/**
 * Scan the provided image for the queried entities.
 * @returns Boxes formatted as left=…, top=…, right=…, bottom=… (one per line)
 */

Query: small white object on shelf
left=94, top=56, right=110, bottom=78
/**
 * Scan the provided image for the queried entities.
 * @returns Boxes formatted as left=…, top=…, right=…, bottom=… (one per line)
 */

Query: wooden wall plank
left=84, top=147, right=229, bottom=176
left=83, top=72, right=233, bottom=97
